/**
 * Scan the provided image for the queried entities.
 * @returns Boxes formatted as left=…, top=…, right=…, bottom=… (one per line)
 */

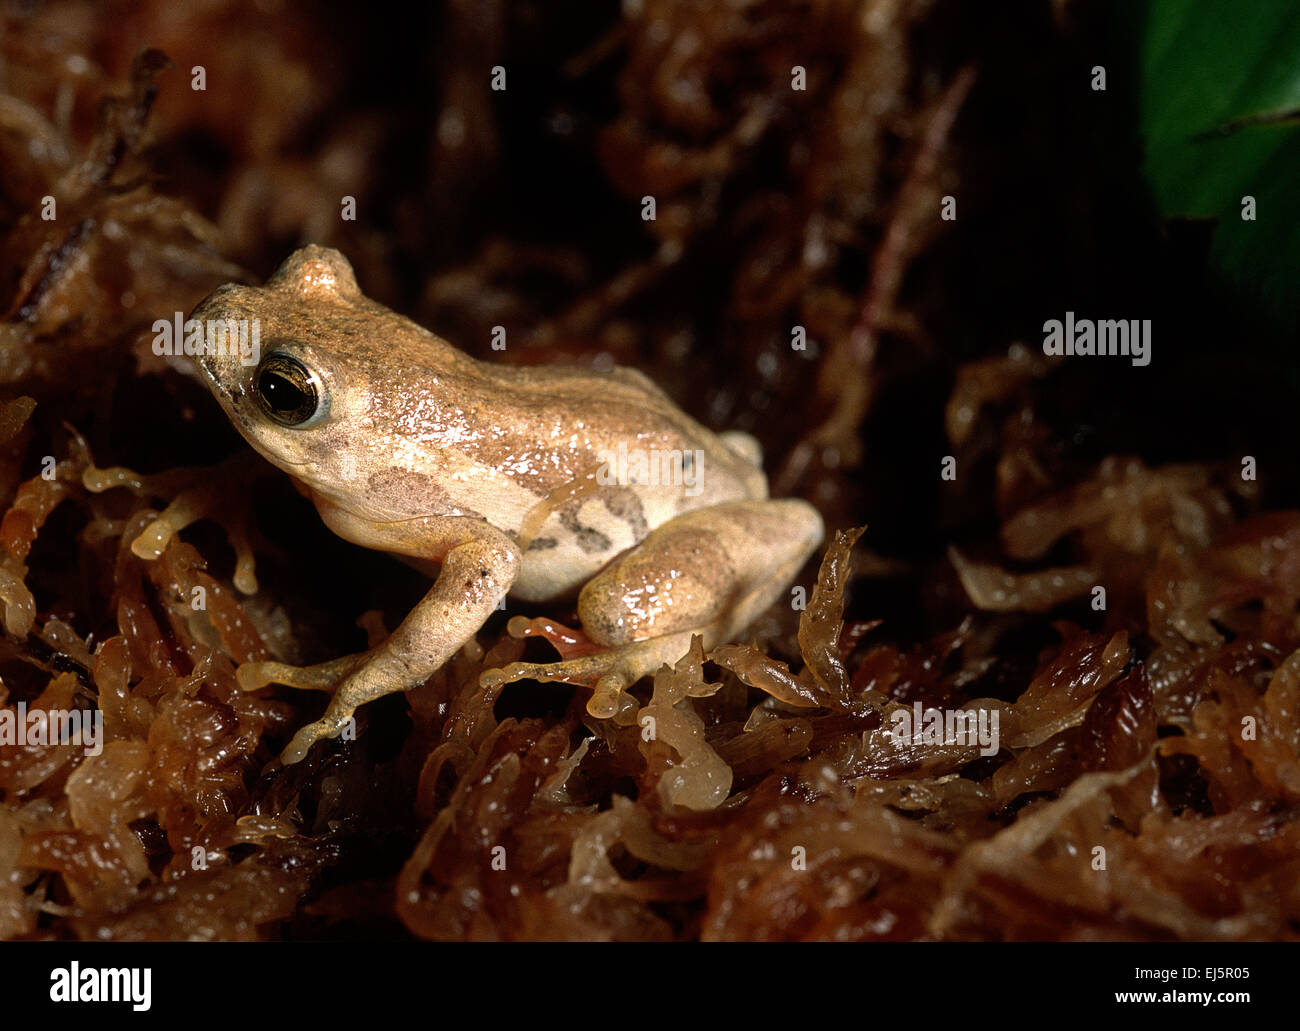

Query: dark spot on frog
left=526, top=536, right=558, bottom=551
left=366, top=467, right=484, bottom=520
left=558, top=508, right=611, bottom=555
left=602, top=487, right=648, bottom=543
left=577, top=527, right=610, bottom=553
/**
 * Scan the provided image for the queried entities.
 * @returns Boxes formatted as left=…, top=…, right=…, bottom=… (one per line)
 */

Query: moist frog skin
left=189, top=246, right=824, bottom=764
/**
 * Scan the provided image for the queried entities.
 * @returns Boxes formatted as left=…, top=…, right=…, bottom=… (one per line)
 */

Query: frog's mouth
left=194, top=370, right=315, bottom=474
left=197, top=372, right=257, bottom=436
left=185, top=356, right=253, bottom=428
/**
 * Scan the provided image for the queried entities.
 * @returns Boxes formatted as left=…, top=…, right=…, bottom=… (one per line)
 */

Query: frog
left=188, top=246, right=825, bottom=764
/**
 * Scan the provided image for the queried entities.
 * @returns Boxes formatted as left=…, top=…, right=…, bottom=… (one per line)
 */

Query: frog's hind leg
left=483, top=498, right=823, bottom=718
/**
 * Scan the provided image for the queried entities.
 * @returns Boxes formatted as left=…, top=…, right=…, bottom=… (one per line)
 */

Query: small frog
left=189, top=246, right=824, bottom=764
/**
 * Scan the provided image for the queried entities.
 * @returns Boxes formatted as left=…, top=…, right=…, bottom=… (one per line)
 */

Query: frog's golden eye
left=254, top=353, right=324, bottom=427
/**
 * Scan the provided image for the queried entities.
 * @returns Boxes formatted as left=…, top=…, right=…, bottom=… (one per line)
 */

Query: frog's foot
left=236, top=653, right=366, bottom=694
left=246, top=655, right=406, bottom=764
left=278, top=707, right=363, bottom=766
left=238, top=654, right=374, bottom=764
left=481, top=628, right=700, bottom=720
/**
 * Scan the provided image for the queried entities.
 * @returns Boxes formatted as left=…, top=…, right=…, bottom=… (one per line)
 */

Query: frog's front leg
left=484, top=498, right=823, bottom=718
left=243, top=517, right=520, bottom=764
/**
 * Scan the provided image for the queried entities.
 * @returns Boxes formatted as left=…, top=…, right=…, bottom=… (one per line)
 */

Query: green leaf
left=1135, top=0, right=1300, bottom=330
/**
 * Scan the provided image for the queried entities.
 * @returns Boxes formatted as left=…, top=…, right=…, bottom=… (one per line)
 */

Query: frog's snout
left=183, top=291, right=264, bottom=394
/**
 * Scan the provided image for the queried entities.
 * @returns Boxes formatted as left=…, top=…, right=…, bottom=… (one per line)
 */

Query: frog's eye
left=254, top=354, right=325, bottom=427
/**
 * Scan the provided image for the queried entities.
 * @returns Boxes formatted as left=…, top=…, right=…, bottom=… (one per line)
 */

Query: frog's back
left=479, top=358, right=768, bottom=502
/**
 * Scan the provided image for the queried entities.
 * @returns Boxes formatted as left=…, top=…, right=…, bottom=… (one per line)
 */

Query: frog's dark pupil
left=261, top=371, right=304, bottom=413
left=255, top=355, right=318, bottom=425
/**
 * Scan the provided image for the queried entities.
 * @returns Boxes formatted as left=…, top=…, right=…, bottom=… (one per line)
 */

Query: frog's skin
left=189, top=246, right=824, bottom=764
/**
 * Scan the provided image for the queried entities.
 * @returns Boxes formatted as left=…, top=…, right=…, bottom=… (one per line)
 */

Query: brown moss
left=0, top=2, right=1295, bottom=942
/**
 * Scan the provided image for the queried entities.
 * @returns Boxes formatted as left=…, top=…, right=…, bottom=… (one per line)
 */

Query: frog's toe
left=479, top=655, right=608, bottom=691
left=479, top=652, right=633, bottom=718
left=236, top=654, right=366, bottom=694
left=279, top=705, right=357, bottom=764
left=480, top=632, right=701, bottom=720
left=589, top=672, right=632, bottom=719
left=280, top=722, right=328, bottom=765
left=237, top=661, right=287, bottom=692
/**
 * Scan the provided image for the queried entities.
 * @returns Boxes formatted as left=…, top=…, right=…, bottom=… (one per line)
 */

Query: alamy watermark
left=0, top=703, right=103, bottom=756
left=889, top=702, right=1000, bottom=757
left=1042, top=312, right=1151, bottom=367
left=596, top=442, right=705, bottom=497
left=152, top=313, right=260, bottom=367
left=50, top=962, right=150, bottom=1011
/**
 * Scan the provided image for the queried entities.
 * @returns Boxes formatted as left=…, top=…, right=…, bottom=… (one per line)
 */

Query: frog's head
left=188, top=245, right=435, bottom=511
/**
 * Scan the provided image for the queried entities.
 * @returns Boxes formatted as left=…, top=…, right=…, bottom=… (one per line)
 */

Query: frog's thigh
left=484, top=500, right=822, bottom=719
left=578, top=498, right=824, bottom=648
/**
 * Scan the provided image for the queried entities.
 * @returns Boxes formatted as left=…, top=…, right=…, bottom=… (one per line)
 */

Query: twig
left=776, top=62, right=977, bottom=495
